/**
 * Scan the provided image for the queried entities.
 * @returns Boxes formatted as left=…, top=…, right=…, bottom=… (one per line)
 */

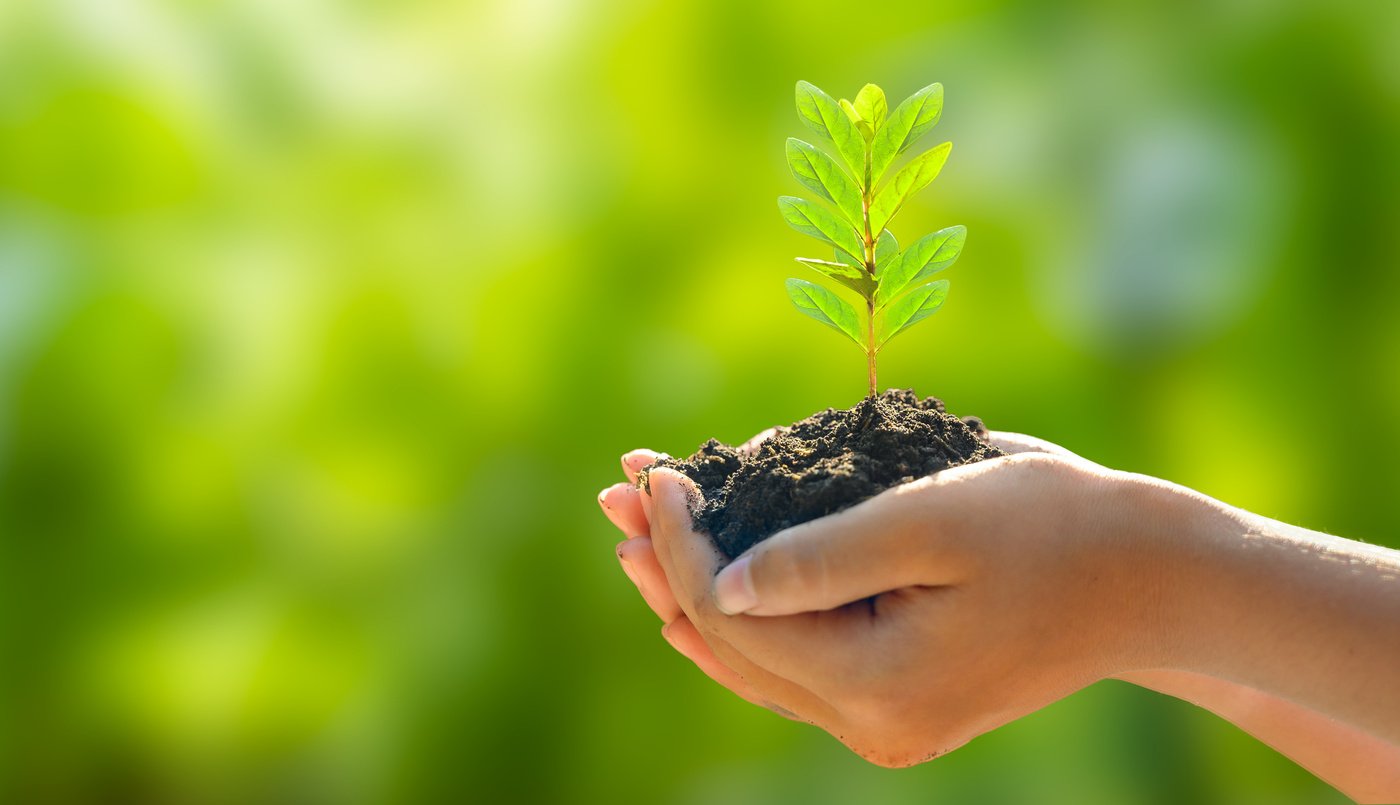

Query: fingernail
left=714, top=555, right=758, bottom=615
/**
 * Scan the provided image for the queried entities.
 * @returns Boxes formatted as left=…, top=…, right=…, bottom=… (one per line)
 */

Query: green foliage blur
left=1, top=1, right=1396, bottom=802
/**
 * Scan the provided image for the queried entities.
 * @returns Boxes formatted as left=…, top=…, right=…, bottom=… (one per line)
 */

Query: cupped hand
left=600, top=435, right=1400, bottom=797
left=598, top=432, right=1156, bottom=764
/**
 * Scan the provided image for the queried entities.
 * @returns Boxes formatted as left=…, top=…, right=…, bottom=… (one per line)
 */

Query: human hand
left=599, top=434, right=1400, bottom=794
left=596, top=430, right=1075, bottom=655
left=599, top=428, right=1148, bottom=761
left=595, top=431, right=1086, bottom=625
left=662, top=451, right=1169, bottom=764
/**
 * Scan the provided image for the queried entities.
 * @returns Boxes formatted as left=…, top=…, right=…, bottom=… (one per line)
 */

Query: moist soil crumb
left=647, top=389, right=1004, bottom=559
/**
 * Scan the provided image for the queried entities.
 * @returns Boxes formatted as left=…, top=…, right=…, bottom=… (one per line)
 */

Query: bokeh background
left=1, top=0, right=1397, bottom=802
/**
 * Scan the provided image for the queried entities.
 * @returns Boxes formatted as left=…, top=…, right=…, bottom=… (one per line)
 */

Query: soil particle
left=646, top=389, right=1003, bottom=559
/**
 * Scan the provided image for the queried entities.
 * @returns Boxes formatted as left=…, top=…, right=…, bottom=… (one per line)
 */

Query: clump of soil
left=646, top=389, right=1004, bottom=559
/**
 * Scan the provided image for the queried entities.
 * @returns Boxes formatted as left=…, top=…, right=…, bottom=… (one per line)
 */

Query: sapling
left=780, top=80, right=966, bottom=397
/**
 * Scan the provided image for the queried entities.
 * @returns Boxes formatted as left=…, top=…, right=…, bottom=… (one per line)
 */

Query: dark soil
left=645, top=389, right=1004, bottom=559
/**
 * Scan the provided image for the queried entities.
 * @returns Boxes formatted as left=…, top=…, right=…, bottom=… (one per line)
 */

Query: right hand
left=596, top=430, right=1097, bottom=735
left=598, top=432, right=1400, bottom=792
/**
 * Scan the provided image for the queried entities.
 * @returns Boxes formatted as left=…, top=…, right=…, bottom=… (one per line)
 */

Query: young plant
left=780, top=80, right=967, bottom=397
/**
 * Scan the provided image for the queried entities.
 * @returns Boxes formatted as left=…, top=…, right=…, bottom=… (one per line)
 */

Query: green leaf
left=870, top=83, right=944, bottom=183
left=875, top=230, right=898, bottom=272
left=795, top=257, right=876, bottom=297
left=869, top=142, right=952, bottom=233
left=778, top=196, right=865, bottom=264
left=785, top=138, right=863, bottom=229
left=795, top=81, right=867, bottom=185
left=786, top=278, right=865, bottom=346
left=840, top=99, right=874, bottom=141
left=795, top=257, right=867, bottom=282
left=854, top=84, right=887, bottom=131
left=878, top=279, right=949, bottom=347
left=839, top=98, right=860, bottom=124
left=834, top=247, right=862, bottom=268
left=876, top=225, right=966, bottom=307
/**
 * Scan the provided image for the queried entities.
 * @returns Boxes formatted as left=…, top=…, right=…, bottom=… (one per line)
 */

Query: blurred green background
left=1, top=0, right=1397, bottom=802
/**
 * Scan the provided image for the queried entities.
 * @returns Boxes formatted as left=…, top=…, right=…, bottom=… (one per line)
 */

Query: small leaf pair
left=778, top=80, right=967, bottom=396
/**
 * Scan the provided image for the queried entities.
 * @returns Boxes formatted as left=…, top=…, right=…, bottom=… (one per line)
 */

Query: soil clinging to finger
left=648, top=389, right=1004, bottom=559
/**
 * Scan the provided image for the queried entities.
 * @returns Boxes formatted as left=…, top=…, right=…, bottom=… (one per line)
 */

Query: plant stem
left=862, top=141, right=877, bottom=397
left=866, top=301, right=877, bottom=397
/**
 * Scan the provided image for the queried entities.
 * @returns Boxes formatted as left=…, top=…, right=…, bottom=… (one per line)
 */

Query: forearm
left=1128, top=473, right=1400, bottom=746
left=1116, top=669, right=1400, bottom=802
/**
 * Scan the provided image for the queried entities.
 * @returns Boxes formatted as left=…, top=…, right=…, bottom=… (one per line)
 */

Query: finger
left=638, top=480, right=654, bottom=525
left=987, top=431, right=1080, bottom=459
left=662, top=615, right=801, bottom=720
left=645, top=470, right=851, bottom=726
left=599, top=483, right=651, bottom=539
left=617, top=537, right=682, bottom=623
left=669, top=615, right=840, bottom=726
left=647, top=468, right=860, bottom=688
left=616, top=492, right=831, bottom=723
left=711, top=478, right=957, bottom=617
left=621, top=449, right=666, bottom=485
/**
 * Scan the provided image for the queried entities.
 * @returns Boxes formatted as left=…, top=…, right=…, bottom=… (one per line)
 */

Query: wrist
left=1095, top=467, right=1238, bottom=676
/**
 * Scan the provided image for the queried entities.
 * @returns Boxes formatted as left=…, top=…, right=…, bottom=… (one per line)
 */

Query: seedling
left=780, top=81, right=966, bottom=397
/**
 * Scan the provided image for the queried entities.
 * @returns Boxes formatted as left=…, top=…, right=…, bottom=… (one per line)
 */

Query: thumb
left=711, top=483, right=943, bottom=617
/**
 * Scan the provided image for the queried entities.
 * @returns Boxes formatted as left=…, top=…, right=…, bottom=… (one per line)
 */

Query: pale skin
left=597, top=433, right=1400, bottom=803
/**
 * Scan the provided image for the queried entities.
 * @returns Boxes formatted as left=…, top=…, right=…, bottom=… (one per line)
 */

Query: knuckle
left=1007, top=450, right=1062, bottom=473
left=1009, top=449, right=1101, bottom=484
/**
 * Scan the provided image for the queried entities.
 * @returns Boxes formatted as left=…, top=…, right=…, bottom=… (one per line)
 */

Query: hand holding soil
left=596, top=78, right=1400, bottom=798
left=598, top=435, right=1400, bottom=800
